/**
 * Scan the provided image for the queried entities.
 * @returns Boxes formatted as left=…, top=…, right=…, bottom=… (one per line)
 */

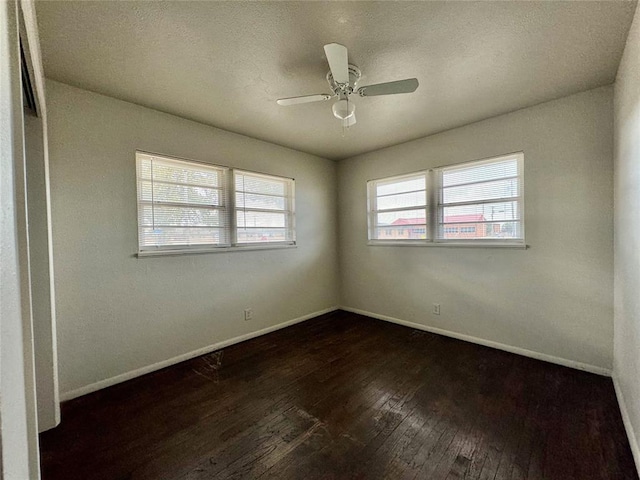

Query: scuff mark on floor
left=192, top=350, right=224, bottom=383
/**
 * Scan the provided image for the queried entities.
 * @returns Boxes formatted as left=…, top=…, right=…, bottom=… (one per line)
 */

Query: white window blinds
left=137, top=153, right=229, bottom=251
left=367, top=172, right=428, bottom=241
left=366, top=152, right=524, bottom=246
left=136, top=153, right=297, bottom=253
left=234, top=170, right=295, bottom=244
left=436, top=153, right=523, bottom=242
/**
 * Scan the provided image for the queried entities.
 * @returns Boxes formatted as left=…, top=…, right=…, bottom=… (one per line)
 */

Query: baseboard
left=613, top=374, right=640, bottom=475
left=339, top=306, right=612, bottom=377
left=60, top=306, right=340, bottom=402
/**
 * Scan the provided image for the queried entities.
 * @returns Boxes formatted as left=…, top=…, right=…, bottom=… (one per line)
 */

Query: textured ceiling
left=36, top=1, right=637, bottom=160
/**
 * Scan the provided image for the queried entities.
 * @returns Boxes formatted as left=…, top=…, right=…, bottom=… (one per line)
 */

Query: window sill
left=367, top=241, right=528, bottom=249
left=137, top=243, right=297, bottom=257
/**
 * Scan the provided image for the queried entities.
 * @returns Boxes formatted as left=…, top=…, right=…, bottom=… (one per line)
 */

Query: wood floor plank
left=40, top=311, right=639, bottom=480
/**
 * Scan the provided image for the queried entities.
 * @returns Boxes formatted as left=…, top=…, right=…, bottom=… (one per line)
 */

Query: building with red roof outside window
left=381, top=214, right=501, bottom=239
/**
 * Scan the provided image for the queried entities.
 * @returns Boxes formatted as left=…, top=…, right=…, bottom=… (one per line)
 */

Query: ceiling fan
left=276, top=43, right=419, bottom=128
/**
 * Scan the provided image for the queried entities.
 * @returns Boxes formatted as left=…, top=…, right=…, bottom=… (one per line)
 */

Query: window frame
left=136, top=151, right=296, bottom=256
left=367, top=171, right=429, bottom=245
left=367, top=152, right=526, bottom=248
left=232, top=169, right=296, bottom=247
left=434, top=152, right=525, bottom=246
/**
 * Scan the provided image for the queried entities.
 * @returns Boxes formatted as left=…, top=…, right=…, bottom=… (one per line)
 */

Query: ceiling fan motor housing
left=327, top=65, right=362, bottom=96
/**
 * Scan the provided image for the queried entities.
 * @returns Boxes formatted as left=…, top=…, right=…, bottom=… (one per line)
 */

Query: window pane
left=138, top=156, right=222, bottom=187
left=442, top=158, right=518, bottom=187
left=438, top=154, right=523, bottom=242
left=369, top=173, right=427, bottom=241
left=439, top=221, right=521, bottom=240
left=440, top=222, right=482, bottom=239
left=237, top=210, right=287, bottom=229
left=235, top=170, right=294, bottom=245
left=236, top=192, right=286, bottom=211
left=489, top=221, right=521, bottom=239
left=442, top=177, right=519, bottom=204
left=235, top=173, right=286, bottom=195
left=140, top=227, right=226, bottom=247
left=237, top=228, right=290, bottom=243
left=137, top=153, right=230, bottom=251
left=138, top=181, right=221, bottom=206
left=377, top=190, right=426, bottom=210
left=376, top=209, right=426, bottom=227
left=375, top=225, right=427, bottom=240
left=376, top=176, right=425, bottom=196
left=139, top=204, right=225, bottom=227
left=441, top=201, right=520, bottom=223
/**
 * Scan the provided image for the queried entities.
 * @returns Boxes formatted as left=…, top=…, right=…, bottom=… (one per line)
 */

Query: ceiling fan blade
left=324, top=43, right=349, bottom=84
left=343, top=112, right=356, bottom=128
left=357, top=78, right=419, bottom=97
left=276, top=94, right=332, bottom=106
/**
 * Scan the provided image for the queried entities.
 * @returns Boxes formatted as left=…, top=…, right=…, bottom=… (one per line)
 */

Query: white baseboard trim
left=340, top=306, right=612, bottom=377
left=613, top=374, right=640, bottom=475
left=60, top=306, right=340, bottom=402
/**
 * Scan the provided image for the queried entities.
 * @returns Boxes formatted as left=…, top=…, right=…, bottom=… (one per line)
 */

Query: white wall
left=338, top=86, right=614, bottom=373
left=614, top=3, right=640, bottom=472
left=47, top=80, right=339, bottom=399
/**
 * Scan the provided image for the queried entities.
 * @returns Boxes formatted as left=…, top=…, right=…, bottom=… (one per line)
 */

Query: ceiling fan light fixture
left=332, top=99, right=355, bottom=120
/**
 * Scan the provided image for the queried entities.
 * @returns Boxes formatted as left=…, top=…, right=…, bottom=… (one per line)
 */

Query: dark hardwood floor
left=40, top=310, right=638, bottom=480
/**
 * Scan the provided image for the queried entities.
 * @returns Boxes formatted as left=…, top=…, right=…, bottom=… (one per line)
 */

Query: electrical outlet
left=244, top=308, right=253, bottom=321
left=433, top=303, right=440, bottom=315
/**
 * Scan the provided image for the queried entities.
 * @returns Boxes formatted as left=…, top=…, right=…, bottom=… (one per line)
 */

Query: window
left=436, top=153, right=523, bottom=243
left=136, top=152, right=295, bottom=254
left=234, top=170, right=295, bottom=244
left=367, top=172, right=428, bottom=241
left=137, top=153, right=229, bottom=251
left=367, top=152, right=524, bottom=246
